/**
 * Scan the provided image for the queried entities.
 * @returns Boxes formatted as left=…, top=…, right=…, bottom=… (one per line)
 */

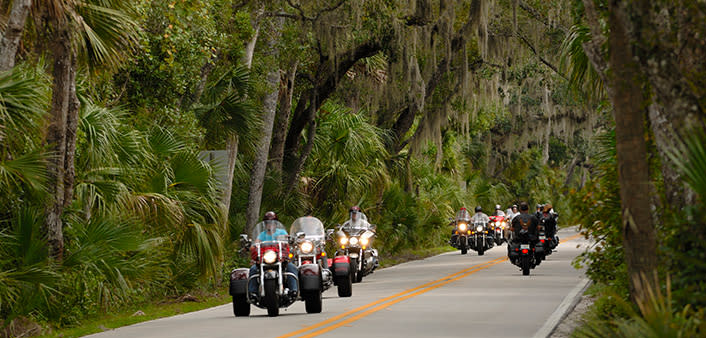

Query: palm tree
left=34, top=0, right=141, bottom=259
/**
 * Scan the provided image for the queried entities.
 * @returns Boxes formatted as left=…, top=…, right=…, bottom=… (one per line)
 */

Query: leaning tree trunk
left=44, top=22, right=73, bottom=260
left=0, top=0, right=32, bottom=71
left=606, top=1, right=657, bottom=302
left=244, top=18, right=282, bottom=234
left=220, top=14, right=261, bottom=219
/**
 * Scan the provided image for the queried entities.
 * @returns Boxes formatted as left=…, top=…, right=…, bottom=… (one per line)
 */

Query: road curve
left=86, top=227, right=588, bottom=338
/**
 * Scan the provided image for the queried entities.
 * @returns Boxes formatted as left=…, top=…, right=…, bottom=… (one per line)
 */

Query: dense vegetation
left=0, top=0, right=703, bottom=336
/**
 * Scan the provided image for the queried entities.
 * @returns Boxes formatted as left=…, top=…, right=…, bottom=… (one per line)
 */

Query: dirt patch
left=549, top=293, right=595, bottom=338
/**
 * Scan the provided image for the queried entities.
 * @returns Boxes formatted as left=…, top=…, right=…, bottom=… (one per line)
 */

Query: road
left=86, top=227, right=588, bottom=338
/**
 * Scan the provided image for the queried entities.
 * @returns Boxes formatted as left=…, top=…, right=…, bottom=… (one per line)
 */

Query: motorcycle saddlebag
left=331, top=255, right=351, bottom=277
left=508, top=243, right=520, bottom=258
left=298, top=263, right=321, bottom=291
left=535, top=244, right=545, bottom=255
left=229, top=268, right=249, bottom=296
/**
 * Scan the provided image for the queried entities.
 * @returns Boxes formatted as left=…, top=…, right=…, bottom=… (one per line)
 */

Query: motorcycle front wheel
left=461, top=244, right=467, bottom=255
left=263, top=279, right=279, bottom=317
left=477, top=246, right=485, bottom=256
left=304, top=290, right=322, bottom=313
left=337, top=272, right=352, bottom=297
left=232, top=295, right=250, bottom=317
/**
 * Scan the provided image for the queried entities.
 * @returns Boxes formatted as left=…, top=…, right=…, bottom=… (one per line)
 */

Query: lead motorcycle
left=336, top=213, right=378, bottom=283
left=290, top=216, right=353, bottom=299
left=469, top=220, right=495, bottom=255
left=229, top=221, right=326, bottom=317
left=450, top=208, right=472, bottom=254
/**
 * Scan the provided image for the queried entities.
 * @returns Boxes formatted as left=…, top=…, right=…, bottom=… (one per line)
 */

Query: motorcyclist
left=249, top=211, right=298, bottom=299
left=510, top=202, right=538, bottom=242
left=539, top=203, right=558, bottom=242
left=471, top=206, right=490, bottom=224
left=340, top=206, right=379, bottom=268
left=492, top=205, right=506, bottom=217
left=341, top=206, right=371, bottom=230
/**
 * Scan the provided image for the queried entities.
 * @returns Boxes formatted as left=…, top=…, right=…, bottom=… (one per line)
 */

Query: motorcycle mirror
left=326, top=229, right=334, bottom=236
left=370, top=224, right=377, bottom=230
left=296, top=231, right=306, bottom=239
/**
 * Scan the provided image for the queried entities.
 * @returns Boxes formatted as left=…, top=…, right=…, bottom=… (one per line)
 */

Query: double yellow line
left=278, top=256, right=507, bottom=338
left=278, top=232, right=584, bottom=338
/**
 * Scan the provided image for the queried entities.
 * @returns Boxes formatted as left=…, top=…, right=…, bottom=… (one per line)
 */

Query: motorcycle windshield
left=455, top=209, right=471, bottom=222
left=342, top=213, right=372, bottom=231
left=252, top=220, right=288, bottom=242
left=290, top=216, right=325, bottom=241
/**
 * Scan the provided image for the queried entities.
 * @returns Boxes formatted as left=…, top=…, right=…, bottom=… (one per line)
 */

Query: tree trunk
left=220, top=16, right=261, bottom=220
left=283, top=114, right=316, bottom=195
left=221, top=134, right=239, bottom=218
left=44, top=22, right=72, bottom=260
left=0, top=0, right=31, bottom=71
left=244, top=18, right=282, bottom=234
left=282, top=39, right=384, bottom=180
left=606, top=1, right=657, bottom=301
left=269, top=60, right=298, bottom=173
left=63, top=55, right=80, bottom=209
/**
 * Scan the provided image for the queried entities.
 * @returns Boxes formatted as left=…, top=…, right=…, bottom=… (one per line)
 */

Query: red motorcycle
left=489, top=215, right=508, bottom=245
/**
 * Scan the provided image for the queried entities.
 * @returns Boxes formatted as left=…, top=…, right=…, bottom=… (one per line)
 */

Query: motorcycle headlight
left=476, top=225, right=484, bottom=232
left=349, top=237, right=359, bottom=245
left=339, top=237, right=348, bottom=245
left=263, top=250, right=277, bottom=264
left=360, top=237, right=369, bottom=246
left=300, top=241, right=313, bottom=254
left=458, top=223, right=467, bottom=231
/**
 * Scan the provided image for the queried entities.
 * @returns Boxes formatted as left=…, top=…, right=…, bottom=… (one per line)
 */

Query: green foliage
left=575, top=278, right=705, bottom=338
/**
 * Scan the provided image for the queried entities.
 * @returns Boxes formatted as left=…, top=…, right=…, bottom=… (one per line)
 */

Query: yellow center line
left=276, top=257, right=505, bottom=338
left=298, top=258, right=508, bottom=338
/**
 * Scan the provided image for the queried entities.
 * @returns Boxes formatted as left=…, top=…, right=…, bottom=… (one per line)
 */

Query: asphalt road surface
left=87, top=227, right=588, bottom=338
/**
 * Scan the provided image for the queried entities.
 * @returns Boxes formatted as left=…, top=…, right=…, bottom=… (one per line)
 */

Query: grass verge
left=379, top=246, right=457, bottom=268
left=37, top=292, right=231, bottom=338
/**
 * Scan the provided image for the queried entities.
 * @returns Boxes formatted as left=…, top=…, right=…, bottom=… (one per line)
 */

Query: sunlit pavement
left=85, top=227, right=588, bottom=338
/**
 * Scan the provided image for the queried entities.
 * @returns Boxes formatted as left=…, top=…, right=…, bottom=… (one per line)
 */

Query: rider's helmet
left=536, top=204, right=543, bottom=212
left=475, top=206, right=482, bottom=213
left=349, top=206, right=361, bottom=221
left=495, top=204, right=501, bottom=210
left=263, top=211, right=278, bottom=231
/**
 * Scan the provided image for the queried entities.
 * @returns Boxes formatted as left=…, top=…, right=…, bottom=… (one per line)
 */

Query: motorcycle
left=336, top=213, right=378, bottom=283
left=469, top=220, right=495, bottom=256
left=488, top=215, right=508, bottom=245
left=229, top=221, right=328, bottom=317
left=449, top=208, right=472, bottom=255
left=290, top=216, right=353, bottom=299
left=508, top=229, right=536, bottom=276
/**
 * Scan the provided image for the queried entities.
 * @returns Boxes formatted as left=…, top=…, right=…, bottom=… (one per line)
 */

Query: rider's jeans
left=248, top=263, right=298, bottom=294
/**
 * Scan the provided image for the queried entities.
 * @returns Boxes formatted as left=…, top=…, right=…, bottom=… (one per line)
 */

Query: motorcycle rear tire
left=521, top=256, right=530, bottom=276
left=304, top=290, right=322, bottom=313
left=264, top=279, right=279, bottom=317
left=232, top=295, right=250, bottom=317
left=337, top=273, right=352, bottom=297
